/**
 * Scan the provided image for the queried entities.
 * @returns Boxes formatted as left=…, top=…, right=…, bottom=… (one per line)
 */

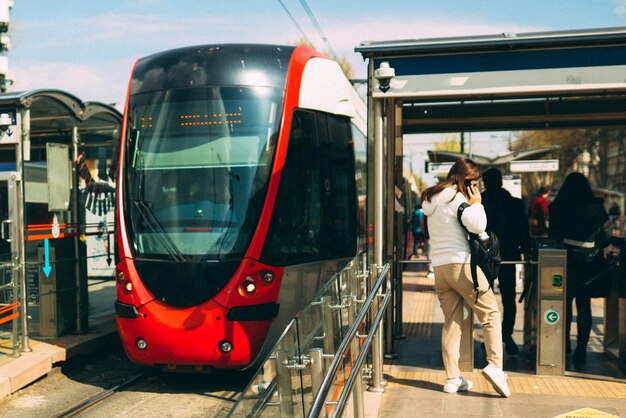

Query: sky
left=7, top=0, right=626, bottom=172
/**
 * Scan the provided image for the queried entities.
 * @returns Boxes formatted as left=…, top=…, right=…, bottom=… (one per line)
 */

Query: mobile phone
left=463, top=179, right=473, bottom=188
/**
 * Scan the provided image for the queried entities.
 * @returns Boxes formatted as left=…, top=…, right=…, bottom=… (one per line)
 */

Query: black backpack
left=457, top=202, right=502, bottom=301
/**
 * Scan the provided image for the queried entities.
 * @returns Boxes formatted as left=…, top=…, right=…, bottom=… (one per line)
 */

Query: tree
left=511, top=128, right=626, bottom=195
left=434, top=134, right=461, bottom=152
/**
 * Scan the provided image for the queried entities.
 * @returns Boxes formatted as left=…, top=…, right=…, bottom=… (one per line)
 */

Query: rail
left=228, top=254, right=391, bottom=418
left=308, top=263, right=391, bottom=418
left=0, top=256, right=19, bottom=358
left=399, top=259, right=538, bottom=265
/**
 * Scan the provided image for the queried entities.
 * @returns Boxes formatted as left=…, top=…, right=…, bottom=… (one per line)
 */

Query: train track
left=53, top=371, right=153, bottom=418
left=50, top=369, right=247, bottom=418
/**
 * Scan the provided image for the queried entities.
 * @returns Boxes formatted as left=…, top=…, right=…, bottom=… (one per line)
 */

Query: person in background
left=481, top=168, right=531, bottom=356
left=421, top=158, right=510, bottom=397
left=548, top=172, right=612, bottom=365
left=528, top=185, right=550, bottom=236
left=609, top=202, right=620, bottom=218
left=410, top=204, right=425, bottom=256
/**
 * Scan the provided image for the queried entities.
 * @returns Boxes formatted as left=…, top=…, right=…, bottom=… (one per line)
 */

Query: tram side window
left=263, top=110, right=322, bottom=264
left=323, top=115, right=357, bottom=258
left=262, top=109, right=357, bottom=265
left=352, top=124, right=367, bottom=250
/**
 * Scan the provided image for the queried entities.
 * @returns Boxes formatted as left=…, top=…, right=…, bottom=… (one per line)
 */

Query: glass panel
left=230, top=320, right=304, bottom=418
left=125, top=87, right=281, bottom=261
left=263, top=110, right=321, bottom=265
left=78, top=144, right=118, bottom=330
left=296, top=275, right=341, bottom=416
left=229, top=255, right=367, bottom=417
left=321, top=115, right=357, bottom=259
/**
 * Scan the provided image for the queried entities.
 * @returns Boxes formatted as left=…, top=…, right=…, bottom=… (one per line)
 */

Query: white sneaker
left=482, top=364, right=511, bottom=397
left=443, top=376, right=473, bottom=393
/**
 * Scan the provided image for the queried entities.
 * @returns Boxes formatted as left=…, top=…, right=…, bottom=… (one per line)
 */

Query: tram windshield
left=125, top=86, right=282, bottom=260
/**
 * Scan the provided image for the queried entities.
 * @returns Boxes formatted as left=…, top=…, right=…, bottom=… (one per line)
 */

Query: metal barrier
left=0, top=258, right=19, bottom=358
left=0, top=245, right=115, bottom=366
left=228, top=255, right=391, bottom=418
left=535, top=248, right=567, bottom=375
left=308, top=263, right=390, bottom=418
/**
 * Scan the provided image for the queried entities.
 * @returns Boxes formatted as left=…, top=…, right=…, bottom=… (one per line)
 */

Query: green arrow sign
left=544, top=309, right=560, bottom=325
left=552, top=274, right=563, bottom=287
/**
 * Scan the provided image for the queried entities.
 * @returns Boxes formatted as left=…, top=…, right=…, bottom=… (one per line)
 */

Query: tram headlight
left=218, top=340, right=233, bottom=353
left=261, top=272, right=274, bottom=284
left=241, top=277, right=256, bottom=295
left=244, top=280, right=256, bottom=294
left=136, top=338, right=147, bottom=350
left=124, top=281, right=133, bottom=292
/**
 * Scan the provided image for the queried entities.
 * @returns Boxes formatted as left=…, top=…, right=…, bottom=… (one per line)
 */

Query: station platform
left=364, top=260, right=626, bottom=418
left=0, top=279, right=118, bottom=400
left=2, top=269, right=626, bottom=417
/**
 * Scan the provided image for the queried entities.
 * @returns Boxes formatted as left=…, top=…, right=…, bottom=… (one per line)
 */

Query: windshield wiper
left=133, top=200, right=185, bottom=262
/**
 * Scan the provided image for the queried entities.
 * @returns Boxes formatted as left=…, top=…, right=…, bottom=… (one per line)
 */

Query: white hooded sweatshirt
left=421, top=186, right=488, bottom=267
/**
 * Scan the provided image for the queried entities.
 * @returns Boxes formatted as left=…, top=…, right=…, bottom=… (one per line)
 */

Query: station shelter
left=0, top=89, right=121, bottom=356
left=355, top=27, right=626, bottom=381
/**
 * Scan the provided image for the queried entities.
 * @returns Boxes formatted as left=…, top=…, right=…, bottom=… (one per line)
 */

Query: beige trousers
left=434, top=263, right=503, bottom=378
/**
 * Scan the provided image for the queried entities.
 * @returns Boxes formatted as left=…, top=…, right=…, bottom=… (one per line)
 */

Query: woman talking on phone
left=421, top=158, right=510, bottom=397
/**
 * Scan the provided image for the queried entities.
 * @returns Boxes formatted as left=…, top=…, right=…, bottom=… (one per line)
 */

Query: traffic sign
left=427, top=162, right=454, bottom=174
left=510, top=159, right=559, bottom=172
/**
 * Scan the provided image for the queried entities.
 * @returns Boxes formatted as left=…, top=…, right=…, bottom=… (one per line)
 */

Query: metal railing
left=228, top=255, right=391, bottom=418
left=308, top=263, right=390, bottom=418
left=0, top=246, right=116, bottom=364
left=0, top=257, right=20, bottom=358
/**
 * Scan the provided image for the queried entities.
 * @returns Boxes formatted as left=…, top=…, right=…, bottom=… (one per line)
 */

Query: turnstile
left=536, top=248, right=567, bottom=375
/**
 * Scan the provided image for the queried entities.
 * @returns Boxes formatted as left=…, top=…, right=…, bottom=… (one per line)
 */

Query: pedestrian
left=481, top=168, right=531, bottom=356
left=548, top=172, right=612, bottom=365
left=528, top=185, right=550, bottom=236
left=421, top=158, right=510, bottom=397
left=410, top=204, right=425, bottom=256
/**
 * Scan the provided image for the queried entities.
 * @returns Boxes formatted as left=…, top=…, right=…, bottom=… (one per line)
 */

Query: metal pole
left=309, top=348, right=326, bottom=418
left=348, top=295, right=364, bottom=418
left=17, top=110, right=30, bottom=352
left=369, top=98, right=385, bottom=392
left=394, top=102, right=404, bottom=339
left=276, top=349, right=294, bottom=417
left=321, top=295, right=335, bottom=357
left=71, top=126, right=86, bottom=333
left=384, top=103, right=396, bottom=359
left=395, top=264, right=405, bottom=338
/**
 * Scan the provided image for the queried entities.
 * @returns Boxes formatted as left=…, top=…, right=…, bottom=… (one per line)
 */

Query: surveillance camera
left=374, top=61, right=395, bottom=92
left=0, top=113, right=11, bottom=132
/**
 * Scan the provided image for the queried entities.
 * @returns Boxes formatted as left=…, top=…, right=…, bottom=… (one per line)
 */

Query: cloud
left=613, top=0, right=626, bottom=16
left=8, top=12, right=548, bottom=106
left=314, top=15, right=547, bottom=77
left=11, top=58, right=134, bottom=109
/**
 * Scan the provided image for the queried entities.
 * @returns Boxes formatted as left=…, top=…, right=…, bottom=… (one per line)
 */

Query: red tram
left=114, top=44, right=367, bottom=370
